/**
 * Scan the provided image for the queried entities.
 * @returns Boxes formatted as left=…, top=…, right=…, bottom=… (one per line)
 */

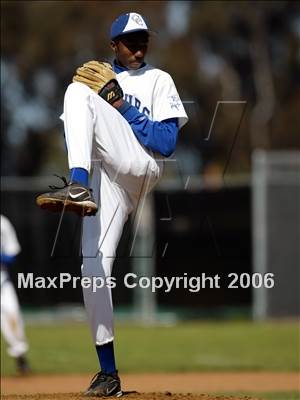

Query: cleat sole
left=36, top=196, right=98, bottom=216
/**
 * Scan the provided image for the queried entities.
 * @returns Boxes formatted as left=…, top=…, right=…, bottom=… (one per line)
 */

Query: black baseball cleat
left=16, top=355, right=32, bottom=376
left=36, top=175, right=98, bottom=217
left=84, top=371, right=122, bottom=397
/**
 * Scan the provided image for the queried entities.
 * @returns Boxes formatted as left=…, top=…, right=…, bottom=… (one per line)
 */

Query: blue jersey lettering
left=124, top=94, right=150, bottom=117
left=142, top=107, right=150, bottom=117
left=135, top=98, right=141, bottom=110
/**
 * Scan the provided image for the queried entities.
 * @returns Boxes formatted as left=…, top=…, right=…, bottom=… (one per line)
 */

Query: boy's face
left=111, top=31, right=149, bottom=70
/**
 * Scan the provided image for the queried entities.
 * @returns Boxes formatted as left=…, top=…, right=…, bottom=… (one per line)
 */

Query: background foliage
left=2, top=1, right=300, bottom=178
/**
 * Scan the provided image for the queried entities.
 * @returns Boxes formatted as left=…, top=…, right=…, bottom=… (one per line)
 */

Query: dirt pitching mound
left=2, top=372, right=299, bottom=396
left=1, top=392, right=258, bottom=400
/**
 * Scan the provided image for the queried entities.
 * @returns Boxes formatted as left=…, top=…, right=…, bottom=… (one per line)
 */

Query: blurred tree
left=1, top=1, right=299, bottom=177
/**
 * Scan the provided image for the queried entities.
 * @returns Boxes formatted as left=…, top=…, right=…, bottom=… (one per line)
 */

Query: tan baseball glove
left=72, top=61, right=123, bottom=105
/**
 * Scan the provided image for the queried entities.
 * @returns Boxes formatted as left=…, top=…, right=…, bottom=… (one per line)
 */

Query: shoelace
left=89, top=371, right=118, bottom=386
left=89, top=372, right=108, bottom=388
left=49, top=175, right=69, bottom=190
left=49, top=174, right=94, bottom=193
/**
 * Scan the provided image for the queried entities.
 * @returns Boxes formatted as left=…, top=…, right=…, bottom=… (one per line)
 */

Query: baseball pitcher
left=37, top=12, right=188, bottom=396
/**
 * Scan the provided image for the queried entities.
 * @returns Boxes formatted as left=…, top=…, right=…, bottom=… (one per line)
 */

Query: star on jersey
left=168, top=95, right=182, bottom=110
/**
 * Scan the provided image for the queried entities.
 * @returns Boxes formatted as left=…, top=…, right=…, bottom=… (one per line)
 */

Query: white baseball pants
left=63, top=82, right=162, bottom=345
left=1, top=270, right=29, bottom=358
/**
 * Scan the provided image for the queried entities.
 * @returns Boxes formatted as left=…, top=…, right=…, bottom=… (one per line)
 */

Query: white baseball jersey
left=116, top=64, right=188, bottom=129
left=1, top=214, right=21, bottom=261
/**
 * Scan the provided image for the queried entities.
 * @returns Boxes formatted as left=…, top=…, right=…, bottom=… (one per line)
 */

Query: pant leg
left=63, top=82, right=162, bottom=197
left=64, top=82, right=162, bottom=345
left=81, top=168, right=134, bottom=345
left=0, top=272, right=29, bottom=358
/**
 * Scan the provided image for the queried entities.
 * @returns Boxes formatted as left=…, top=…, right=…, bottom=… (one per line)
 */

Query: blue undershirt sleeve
left=116, top=101, right=178, bottom=157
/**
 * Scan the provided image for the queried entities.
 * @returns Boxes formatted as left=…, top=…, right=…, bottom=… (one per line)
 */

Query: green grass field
left=1, top=321, right=299, bottom=375
left=1, top=321, right=299, bottom=400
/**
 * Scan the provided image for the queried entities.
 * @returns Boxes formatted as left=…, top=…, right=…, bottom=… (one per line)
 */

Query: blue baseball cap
left=110, top=12, right=151, bottom=40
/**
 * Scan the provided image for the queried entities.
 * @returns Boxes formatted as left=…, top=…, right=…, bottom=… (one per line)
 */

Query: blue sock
left=70, top=168, right=88, bottom=186
left=96, top=342, right=116, bottom=374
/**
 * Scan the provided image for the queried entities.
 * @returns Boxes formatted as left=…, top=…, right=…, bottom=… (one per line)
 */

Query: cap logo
left=131, top=13, right=144, bottom=26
